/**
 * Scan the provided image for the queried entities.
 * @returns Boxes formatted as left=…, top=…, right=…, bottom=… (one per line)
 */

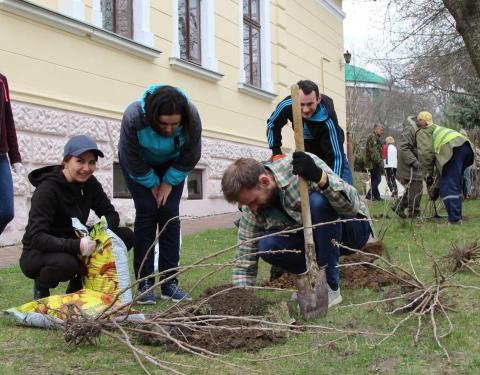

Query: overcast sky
left=342, top=0, right=392, bottom=74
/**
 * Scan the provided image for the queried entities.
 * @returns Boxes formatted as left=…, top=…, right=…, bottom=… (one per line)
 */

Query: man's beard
left=260, top=185, right=279, bottom=210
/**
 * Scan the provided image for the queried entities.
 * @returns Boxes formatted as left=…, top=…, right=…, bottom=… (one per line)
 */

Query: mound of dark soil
left=265, top=241, right=397, bottom=290
left=340, top=241, right=398, bottom=290
left=197, top=285, right=273, bottom=316
left=166, top=318, right=285, bottom=353
left=340, top=264, right=397, bottom=290
left=266, top=272, right=296, bottom=289
left=138, top=285, right=285, bottom=353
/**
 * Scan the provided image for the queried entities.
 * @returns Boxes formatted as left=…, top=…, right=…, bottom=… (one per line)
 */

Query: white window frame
left=170, top=0, right=223, bottom=82
left=91, top=0, right=154, bottom=47
left=0, top=0, right=160, bottom=59
left=238, top=0, right=275, bottom=101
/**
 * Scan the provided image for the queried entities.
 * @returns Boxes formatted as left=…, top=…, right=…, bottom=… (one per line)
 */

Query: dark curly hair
left=145, top=85, right=194, bottom=141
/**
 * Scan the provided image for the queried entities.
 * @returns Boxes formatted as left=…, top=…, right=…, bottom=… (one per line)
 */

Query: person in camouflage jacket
left=365, top=124, right=385, bottom=200
left=392, top=116, right=423, bottom=219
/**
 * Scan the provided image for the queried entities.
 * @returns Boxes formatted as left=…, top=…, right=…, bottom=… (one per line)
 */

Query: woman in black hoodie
left=20, top=135, right=134, bottom=299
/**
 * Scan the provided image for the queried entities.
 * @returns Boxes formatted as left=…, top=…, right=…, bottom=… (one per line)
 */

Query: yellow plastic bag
left=5, top=290, right=127, bottom=328
left=75, top=217, right=132, bottom=304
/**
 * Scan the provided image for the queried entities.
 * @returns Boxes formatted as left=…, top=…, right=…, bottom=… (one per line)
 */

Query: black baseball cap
left=63, top=135, right=104, bottom=158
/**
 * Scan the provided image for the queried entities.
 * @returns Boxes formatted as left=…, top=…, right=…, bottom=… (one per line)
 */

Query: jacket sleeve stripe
left=326, top=118, right=343, bottom=176
left=266, top=98, right=292, bottom=147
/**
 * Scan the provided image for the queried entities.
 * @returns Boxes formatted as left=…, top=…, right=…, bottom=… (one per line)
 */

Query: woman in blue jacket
left=118, top=85, right=202, bottom=304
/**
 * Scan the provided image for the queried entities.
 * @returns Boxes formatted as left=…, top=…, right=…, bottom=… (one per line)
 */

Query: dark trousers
left=342, top=154, right=354, bottom=185
left=20, top=226, right=134, bottom=290
left=440, top=143, right=474, bottom=222
left=0, top=155, right=14, bottom=235
left=366, top=167, right=382, bottom=200
left=257, top=192, right=371, bottom=289
left=397, top=177, right=423, bottom=217
left=122, top=164, right=184, bottom=282
left=385, top=168, right=398, bottom=195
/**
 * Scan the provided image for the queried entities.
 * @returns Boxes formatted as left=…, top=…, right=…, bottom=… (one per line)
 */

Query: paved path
left=0, top=212, right=241, bottom=269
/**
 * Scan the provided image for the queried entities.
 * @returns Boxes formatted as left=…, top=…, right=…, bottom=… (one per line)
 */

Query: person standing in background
left=393, top=116, right=423, bottom=219
left=384, top=136, right=398, bottom=197
left=365, top=123, right=385, bottom=201
left=0, top=73, right=23, bottom=236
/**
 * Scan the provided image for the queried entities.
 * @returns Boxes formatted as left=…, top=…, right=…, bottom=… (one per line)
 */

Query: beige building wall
left=0, top=0, right=347, bottom=245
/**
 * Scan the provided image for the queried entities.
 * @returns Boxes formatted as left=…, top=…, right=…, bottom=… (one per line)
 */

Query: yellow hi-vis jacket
left=416, top=123, right=472, bottom=178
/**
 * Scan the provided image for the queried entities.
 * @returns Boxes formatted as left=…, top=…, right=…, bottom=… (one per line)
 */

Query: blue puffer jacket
left=118, top=85, right=202, bottom=188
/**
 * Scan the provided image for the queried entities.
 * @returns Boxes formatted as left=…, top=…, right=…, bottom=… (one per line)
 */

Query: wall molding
left=169, top=57, right=223, bottom=82
left=315, top=0, right=346, bottom=20
left=0, top=0, right=161, bottom=59
left=237, top=82, right=277, bottom=101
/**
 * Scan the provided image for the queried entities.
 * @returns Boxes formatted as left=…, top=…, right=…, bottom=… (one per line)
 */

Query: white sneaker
left=328, top=286, right=343, bottom=307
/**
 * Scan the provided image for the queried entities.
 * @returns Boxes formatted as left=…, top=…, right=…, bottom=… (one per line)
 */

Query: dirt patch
left=265, top=241, right=397, bottom=290
left=266, top=272, right=296, bottom=289
left=195, top=285, right=273, bottom=316
left=137, top=285, right=286, bottom=353
left=165, top=318, right=285, bottom=354
left=340, top=241, right=398, bottom=290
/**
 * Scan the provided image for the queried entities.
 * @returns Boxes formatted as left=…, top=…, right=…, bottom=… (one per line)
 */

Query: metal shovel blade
left=295, top=258, right=328, bottom=320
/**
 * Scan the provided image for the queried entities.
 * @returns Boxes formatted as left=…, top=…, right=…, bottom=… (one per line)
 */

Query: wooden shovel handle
left=291, top=84, right=317, bottom=268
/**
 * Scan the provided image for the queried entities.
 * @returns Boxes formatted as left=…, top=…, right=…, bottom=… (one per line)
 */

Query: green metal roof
left=345, top=65, right=390, bottom=86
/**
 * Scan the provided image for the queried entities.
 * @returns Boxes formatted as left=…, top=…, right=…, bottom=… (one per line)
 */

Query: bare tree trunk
left=443, top=0, right=480, bottom=78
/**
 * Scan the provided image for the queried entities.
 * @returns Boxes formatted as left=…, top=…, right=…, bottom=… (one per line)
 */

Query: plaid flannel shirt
left=233, top=153, right=372, bottom=286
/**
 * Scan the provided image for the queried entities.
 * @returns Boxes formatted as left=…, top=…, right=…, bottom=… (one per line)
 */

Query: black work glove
left=292, top=151, right=323, bottom=182
left=426, top=176, right=434, bottom=188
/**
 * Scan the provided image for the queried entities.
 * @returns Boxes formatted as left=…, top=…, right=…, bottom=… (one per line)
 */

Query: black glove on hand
left=426, top=176, right=434, bottom=188
left=292, top=151, right=323, bottom=182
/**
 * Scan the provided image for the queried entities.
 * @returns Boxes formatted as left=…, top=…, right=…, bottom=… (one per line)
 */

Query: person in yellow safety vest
left=415, top=111, right=474, bottom=224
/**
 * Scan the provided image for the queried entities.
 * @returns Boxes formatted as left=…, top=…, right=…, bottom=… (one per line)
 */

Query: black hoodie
left=22, top=165, right=120, bottom=254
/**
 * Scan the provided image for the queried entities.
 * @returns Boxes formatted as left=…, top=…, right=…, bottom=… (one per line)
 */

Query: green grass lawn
left=1, top=199, right=480, bottom=374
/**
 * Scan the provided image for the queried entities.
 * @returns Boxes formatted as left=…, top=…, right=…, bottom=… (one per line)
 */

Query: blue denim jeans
left=257, top=192, right=371, bottom=289
left=0, top=155, right=14, bottom=235
left=440, top=143, right=474, bottom=222
left=122, top=164, right=184, bottom=282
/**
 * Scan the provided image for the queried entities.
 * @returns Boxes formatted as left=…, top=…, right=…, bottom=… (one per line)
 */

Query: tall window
left=101, top=0, right=133, bottom=39
left=179, top=0, right=201, bottom=64
left=243, top=0, right=261, bottom=87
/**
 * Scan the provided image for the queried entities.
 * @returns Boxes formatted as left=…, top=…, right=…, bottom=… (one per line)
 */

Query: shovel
left=291, top=84, right=329, bottom=320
